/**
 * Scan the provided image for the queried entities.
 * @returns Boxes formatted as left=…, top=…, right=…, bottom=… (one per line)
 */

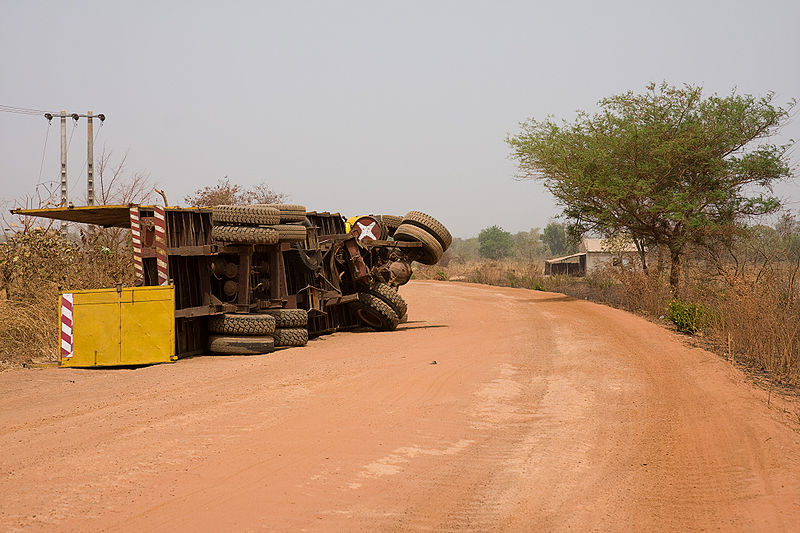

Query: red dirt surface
left=1, top=281, right=799, bottom=532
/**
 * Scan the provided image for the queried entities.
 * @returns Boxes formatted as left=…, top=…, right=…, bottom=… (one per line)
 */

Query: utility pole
left=60, top=110, right=67, bottom=207
left=87, top=110, right=94, bottom=206
left=45, top=110, right=105, bottom=208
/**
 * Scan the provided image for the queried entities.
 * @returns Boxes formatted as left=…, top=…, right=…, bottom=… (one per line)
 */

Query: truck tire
left=379, top=215, right=402, bottom=237
left=402, top=211, right=452, bottom=251
left=380, top=214, right=402, bottom=229
left=273, top=328, right=309, bottom=347
left=212, top=205, right=280, bottom=226
left=208, top=334, right=275, bottom=355
left=209, top=313, right=276, bottom=335
left=262, top=204, right=307, bottom=223
left=366, top=282, right=407, bottom=319
left=270, top=224, right=307, bottom=242
left=212, top=225, right=280, bottom=245
left=260, top=308, right=308, bottom=328
left=393, top=223, right=443, bottom=265
left=353, top=293, right=399, bottom=331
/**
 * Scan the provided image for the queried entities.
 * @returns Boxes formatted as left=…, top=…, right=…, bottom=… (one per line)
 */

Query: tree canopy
left=541, top=221, right=576, bottom=257
left=478, top=225, right=514, bottom=260
left=507, top=82, right=795, bottom=292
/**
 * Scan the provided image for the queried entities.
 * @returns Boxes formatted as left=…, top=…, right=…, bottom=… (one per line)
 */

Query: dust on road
left=1, top=281, right=798, bottom=532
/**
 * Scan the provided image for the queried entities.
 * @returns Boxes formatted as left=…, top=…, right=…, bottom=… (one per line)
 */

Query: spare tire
left=379, top=215, right=403, bottom=238
left=262, top=204, right=306, bottom=223
left=380, top=214, right=402, bottom=229
left=366, top=282, right=407, bottom=318
left=208, top=335, right=275, bottom=355
left=212, top=225, right=279, bottom=245
left=212, top=205, right=280, bottom=226
left=394, top=223, right=443, bottom=265
left=270, top=224, right=307, bottom=243
left=209, top=313, right=276, bottom=335
left=402, top=211, right=452, bottom=251
left=260, top=308, right=308, bottom=328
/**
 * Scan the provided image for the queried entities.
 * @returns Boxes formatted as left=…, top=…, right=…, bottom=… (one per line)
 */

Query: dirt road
left=1, top=281, right=799, bottom=532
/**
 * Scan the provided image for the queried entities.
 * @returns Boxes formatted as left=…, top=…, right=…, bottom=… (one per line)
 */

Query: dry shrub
left=709, top=272, right=800, bottom=384
left=0, top=225, right=134, bottom=367
left=0, top=288, right=60, bottom=370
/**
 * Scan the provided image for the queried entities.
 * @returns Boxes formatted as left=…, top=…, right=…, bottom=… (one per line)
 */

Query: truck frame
left=13, top=204, right=450, bottom=365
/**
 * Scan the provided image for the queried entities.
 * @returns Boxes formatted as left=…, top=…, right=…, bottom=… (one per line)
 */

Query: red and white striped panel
left=60, top=293, right=74, bottom=359
left=153, top=205, right=169, bottom=285
left=129, top=207, right=144, bottom=283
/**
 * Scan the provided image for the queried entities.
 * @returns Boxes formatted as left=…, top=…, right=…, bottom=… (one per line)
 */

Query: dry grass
left=0, top=225, right=134, bottom=368
left=704, top=271, right=800, bottom=384
left=0, top=287, right=60, bottom=370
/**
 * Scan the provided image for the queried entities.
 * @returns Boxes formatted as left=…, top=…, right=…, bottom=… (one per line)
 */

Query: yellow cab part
left=345, top=215, right=361, bottom=234
left=60, top=285, right=176, bottom=367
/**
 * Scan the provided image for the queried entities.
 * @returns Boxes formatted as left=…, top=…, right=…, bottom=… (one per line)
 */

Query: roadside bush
left=667, top=299, right=710, bottom=335
left=0, top=224, right=135, bottom=367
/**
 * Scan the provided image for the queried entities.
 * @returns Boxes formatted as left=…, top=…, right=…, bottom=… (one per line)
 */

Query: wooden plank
left=318, top=233, right=349, bottom=242
left=324, top=293, right=359, bottom=306
left=237, top=246, right=252, bottom=307
left=175, top=305, right=216, bottom=318
left=165, top=245, right=217, bottom=256
left=362, top=240, right=422, bottom=248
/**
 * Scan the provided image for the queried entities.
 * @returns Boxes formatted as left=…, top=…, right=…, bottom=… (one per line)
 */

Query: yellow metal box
left=59, top=285, right=176, bottom=367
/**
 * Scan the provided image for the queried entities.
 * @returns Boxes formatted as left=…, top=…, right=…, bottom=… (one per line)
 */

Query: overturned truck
left=12, top=204, right=451, bottom=367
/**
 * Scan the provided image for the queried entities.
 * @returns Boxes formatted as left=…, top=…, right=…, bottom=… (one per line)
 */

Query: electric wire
left=0, top=104, right=56, bottom=115
left=66, top=118, right=77, bottom=152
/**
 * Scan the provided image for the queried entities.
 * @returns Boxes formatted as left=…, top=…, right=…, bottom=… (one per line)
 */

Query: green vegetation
left=667, top=299, right=709, bottom=335
left=541, top=221, right=577, bottom=257
left=508, top=82, right=795, bottom=294
left=478, top=225, right=514, bottom=259
left=444, top=222, right=572, bottom=265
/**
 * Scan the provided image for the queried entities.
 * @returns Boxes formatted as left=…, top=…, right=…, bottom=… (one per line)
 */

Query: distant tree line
left=444, top=221, right=578, bottom=263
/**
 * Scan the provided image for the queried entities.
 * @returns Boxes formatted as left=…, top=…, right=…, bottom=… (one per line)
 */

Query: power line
left=66, top=117, right=77, bottom=151
left=0, top=104, right=57, bottom=116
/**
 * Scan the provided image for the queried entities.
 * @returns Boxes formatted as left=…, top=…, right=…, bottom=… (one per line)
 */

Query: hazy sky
left=2, top=0, right=798, bottom=238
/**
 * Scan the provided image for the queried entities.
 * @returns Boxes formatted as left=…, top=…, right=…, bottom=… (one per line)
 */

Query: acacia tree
left=507, top=82, right=795, bottom=294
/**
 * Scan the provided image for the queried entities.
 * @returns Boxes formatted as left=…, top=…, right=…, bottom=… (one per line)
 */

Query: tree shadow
left=396, top=323, right=449, bottom=331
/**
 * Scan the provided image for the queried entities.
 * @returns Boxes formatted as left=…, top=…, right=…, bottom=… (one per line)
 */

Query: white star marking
left=356, top=221, right=379, bottom=241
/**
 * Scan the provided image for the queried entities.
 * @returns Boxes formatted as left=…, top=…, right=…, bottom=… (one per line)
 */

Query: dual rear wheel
left=207, top=309, right=309, bottom=355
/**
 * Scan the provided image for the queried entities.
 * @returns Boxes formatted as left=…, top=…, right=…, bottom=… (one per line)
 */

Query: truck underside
left=12, top=204, right=451, bottom=365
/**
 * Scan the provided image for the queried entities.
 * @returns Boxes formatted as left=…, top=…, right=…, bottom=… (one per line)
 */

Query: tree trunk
left=634, top=239, right=648, bottom=274
left=669, top=247, right=682, bottom=298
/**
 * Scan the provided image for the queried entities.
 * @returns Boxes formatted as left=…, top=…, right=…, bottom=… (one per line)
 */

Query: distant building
left=544, top=237, right=639, bottom=276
